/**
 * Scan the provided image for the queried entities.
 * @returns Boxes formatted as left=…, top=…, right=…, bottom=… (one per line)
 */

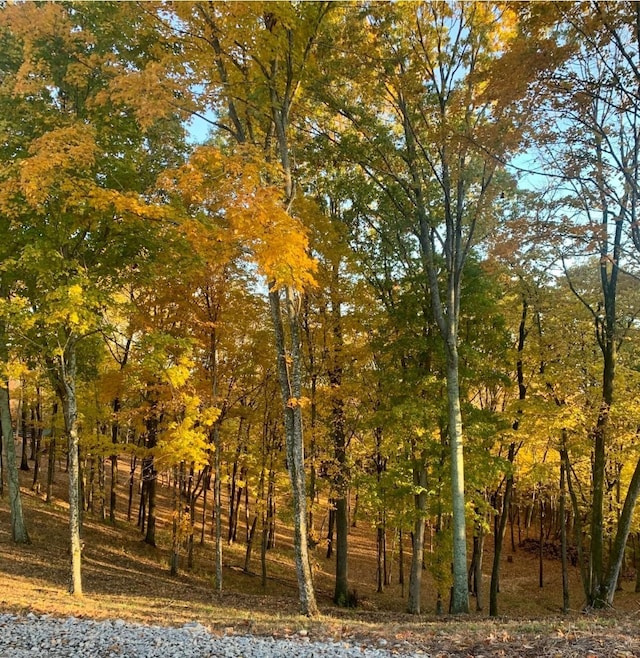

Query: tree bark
left=213, top=422, right=223, bottom=593
left=560, top=459, right=570, bottom=613
left=0, top=381, right=30, bottom=544
left=52, top=341, right=83, bottom=597
left=327, top=256, right=349, bottom=607
left=143, top=401, right=158, bottom=547
left=408, top=453, right=427, bottom=614
left=603, top=455, right=640, bottom=605
left=19, top=389, right=29, bottom=472
left=489, top=445, right=515, bottom=616
left=268, top=286, right=318, bottom=616
left=445, top=338, right=469, bottom=613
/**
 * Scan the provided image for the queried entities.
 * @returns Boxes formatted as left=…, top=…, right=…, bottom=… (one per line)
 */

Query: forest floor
left=1, top=459, right=640, bottom=657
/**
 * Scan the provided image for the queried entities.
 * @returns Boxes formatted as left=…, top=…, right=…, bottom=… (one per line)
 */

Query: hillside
left=1, top=463, right=640, bottom=657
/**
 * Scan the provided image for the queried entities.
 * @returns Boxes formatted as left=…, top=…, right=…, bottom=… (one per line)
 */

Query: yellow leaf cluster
left=157, top=394, right=211, bottom=469
left=165, top=355, right=194, bottom=390
left=18, top=125, right=97, bottom=208
left=166, top=146, right=317, bottom=292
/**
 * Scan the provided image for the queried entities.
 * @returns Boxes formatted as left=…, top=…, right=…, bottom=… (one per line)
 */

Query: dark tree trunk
left=560, top=459, right=570, bottom=613
left=19, top=395, right=29, bottom=472
left=539, top=494, right=544, bottom=588
left=46, top=403, right=58, bottom=503
left=143, top=398, right=159, bottom=547
left=376, top=524, right=386, bottom=593
left=244, top=514, right=258, bottom=573
left=31, top=390, right=42, bottom=494
left=127, top=453, right=136, bottom=523
left=0, top=380, right=30, bottom=543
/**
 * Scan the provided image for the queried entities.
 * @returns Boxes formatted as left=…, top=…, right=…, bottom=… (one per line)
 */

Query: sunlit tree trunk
left=52, top=339, right=83, bottom=597
left=269, top=286, right=318, bottom=616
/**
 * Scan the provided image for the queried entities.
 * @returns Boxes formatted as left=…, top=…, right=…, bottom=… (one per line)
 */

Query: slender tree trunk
left=326, top=503, right=335, bottom=559
left=261, top=509, right=269, bottom=588
left=560, top=459, right=570, bottom=613
left=228, top=426, right=241, bottom=545
left=19, top=389, right=29, bottom=472
left=327, top=257, right=349, bottom=606
left=377, top=524, right=386, bottom=594
left=468, top=505, right=485, bottom=612
left=109, top=397, right=121, bottom=525
left=489, top=444, right=516, bottom=617
left=127, top=453, right=136, bottom=523
left=335, top=495, right=349, bottom=605
left=31, top=389, right=42, bottom=493
left=399, top=528, right=404, bottom=593
left=200, top=467, right=210, bottom=546
left=170, top=465, right=181, bottom=577
left=143, top=398, right=158, bottom=547
left=213, top=423, right=223, bottom=593
left=29, top=406, right=36, bottom=460
left=46, top=403, right=58, bottom=503
left=0, top=382, right=30, bottom=543
left=54, top=343, right=83, bottom=597
left=539, top=494, right=544, bottom=588
left=408, top=454, right=427, bottom=614
left=561, top=445, right=589, bottom=598
left=268, top=286, right=318, bottom=616
left=244, top=515, right=258, bottom=573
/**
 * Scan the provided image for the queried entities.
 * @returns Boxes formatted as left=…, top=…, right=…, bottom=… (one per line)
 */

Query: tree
left=0, top=325, right=30, bottom=545
left=0, top=1, right=186, bottom=595
left=157, top=2, right=334, bottom=615
left=316, top=1, right=529, bottom=613
left=526, top=0, right=640, bottom=607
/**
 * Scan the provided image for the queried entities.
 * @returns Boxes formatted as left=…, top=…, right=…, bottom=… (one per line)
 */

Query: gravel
left=0, top=613, right=404, bottom=658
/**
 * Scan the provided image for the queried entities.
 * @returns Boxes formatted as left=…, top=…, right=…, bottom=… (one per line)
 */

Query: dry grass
left=2, top=462, right=640, bottom=656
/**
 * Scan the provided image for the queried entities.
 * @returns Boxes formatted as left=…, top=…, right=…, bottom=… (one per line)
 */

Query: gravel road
left=0, top=612, right=405, bottom=658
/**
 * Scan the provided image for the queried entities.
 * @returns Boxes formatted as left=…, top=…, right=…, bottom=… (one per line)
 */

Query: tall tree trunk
left=489, top=444, right=516, bottom=616
left=268, top=285, right=318, bottom=617
left=109, top=396, right=121, bottom=525
left=31, top=388, right=42, bottom=493
left=445, top=337, right=469, bottom=613
left=539, top=493, right=544, bottom=588
left=589, top=339, right=615, bottom=606
left=213, top=423, right=223, bottom=593
left=327, top=256, right=349, bottom=607
left=377, top=524, right=386, bottom=594
left=143, top=400, right=158, bottom=547
left=469, top=521, right=484, bottom=612
left=53, top=342, right=83, bottom=597
left=0, top=381, right=30, bottom=543
left=408, top=454, right=427, bottom=614
left=560, top=459, right=570, bottom=613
